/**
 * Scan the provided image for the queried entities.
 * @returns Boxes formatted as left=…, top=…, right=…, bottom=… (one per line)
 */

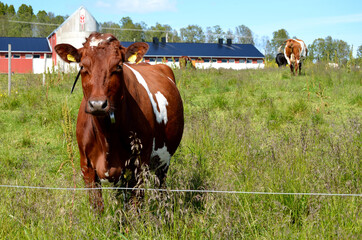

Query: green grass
left=0, top=63, right=361, bottom=239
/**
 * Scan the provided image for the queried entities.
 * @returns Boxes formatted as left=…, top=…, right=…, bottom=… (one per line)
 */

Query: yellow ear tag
left=67, top=54, right=76, bottom=62
left=128, top=53, right=137, bottom=63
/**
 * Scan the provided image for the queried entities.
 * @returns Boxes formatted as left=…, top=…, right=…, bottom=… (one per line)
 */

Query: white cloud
left=96, top=0, right=177, bottom=13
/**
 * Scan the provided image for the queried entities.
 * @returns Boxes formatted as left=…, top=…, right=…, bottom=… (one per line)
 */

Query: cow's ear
left=125, top=42, right=149, bottom=63
left=54, top=44, right=82, bottom=63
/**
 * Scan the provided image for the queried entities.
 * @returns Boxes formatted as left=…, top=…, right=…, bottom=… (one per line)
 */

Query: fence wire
left=0, top=184, right=360, bottom=197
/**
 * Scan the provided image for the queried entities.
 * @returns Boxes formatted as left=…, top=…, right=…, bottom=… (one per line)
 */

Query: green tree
left=205, top=25, right=224, bottom=43
left=235, top=25, right=254, bottom=44
left=180, top=25, right=205, bottom=43
left=8, top=4, right=34, bottom=37
left=308, top=38, right=325, bottom=61
left=118, top=16, right=146, bottom=42
left=35, top=10, right=53, bottom=37
left=6, top=4, right=15, bottom=16
left=357, top=45, right=362, bottom=58
left=356, top=45, right=362, bottom=65
left=100, top=21, right=122, bottom=39
left=270, top=29, right=289, bottom=56
left=0, top=3, right=16, bottom=36
left=146, top=23, right=179, bottom=42
left=0, top=2, right=6, bottom=15
left=0, top=2, right=7, bottom=36
left=225, top=28, right=235, bottom=42
left=264, top=39, right=274, bottom=60
left=309, top=36, right=350, bottom=63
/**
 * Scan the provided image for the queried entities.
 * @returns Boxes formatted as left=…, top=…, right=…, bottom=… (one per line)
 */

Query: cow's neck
left=91, top=97, right=131, bottom=154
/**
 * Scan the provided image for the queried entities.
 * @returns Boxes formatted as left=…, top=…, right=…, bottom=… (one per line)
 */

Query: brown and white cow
left=55, top=33, right=184, bottom=211
left=283, top=39, right=308, bottom=75
left=179, top=56, right=196, bottom=69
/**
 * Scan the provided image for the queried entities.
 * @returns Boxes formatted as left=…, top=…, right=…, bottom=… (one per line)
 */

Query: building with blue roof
left=122, top=38, right=264, bottom=69
left=1, top=6, right=264, bottom=74
left=0, top=37, right=52, bottom=73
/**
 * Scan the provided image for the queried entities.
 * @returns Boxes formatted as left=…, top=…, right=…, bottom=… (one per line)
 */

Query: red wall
left=48, top=33, right=57, bottom=65
left=0, top=53, right=46, bottom=74
left=0, top=58, right=32, bottom=73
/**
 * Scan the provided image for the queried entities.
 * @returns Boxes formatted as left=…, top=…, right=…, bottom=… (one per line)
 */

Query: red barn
left=0, top=37, right=52, bottom=74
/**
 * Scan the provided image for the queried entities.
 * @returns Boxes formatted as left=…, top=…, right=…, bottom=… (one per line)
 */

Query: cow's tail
left=278, top=45, right=283, bottom=53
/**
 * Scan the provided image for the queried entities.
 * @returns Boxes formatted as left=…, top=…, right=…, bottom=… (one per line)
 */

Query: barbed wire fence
left=0, top=184, right=360, bottom=197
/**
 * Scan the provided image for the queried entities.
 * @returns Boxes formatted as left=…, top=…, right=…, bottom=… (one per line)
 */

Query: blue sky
left=8, top=0, right=362, bottom=55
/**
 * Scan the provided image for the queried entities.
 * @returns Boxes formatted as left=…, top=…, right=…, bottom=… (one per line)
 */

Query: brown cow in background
left=283, top=39, right=308, bottom=75
left=179, top=56, right=196, bottom=69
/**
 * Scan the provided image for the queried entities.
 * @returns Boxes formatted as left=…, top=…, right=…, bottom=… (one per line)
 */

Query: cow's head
left=55, top=33, right=149, bottom=116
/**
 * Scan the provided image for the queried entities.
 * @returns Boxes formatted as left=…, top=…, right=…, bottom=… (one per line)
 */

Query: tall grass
left=0, top=63, right=360, bottom=239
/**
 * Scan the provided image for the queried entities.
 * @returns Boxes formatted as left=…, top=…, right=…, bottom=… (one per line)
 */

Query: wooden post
left=8, top=44, right=11, bottom=96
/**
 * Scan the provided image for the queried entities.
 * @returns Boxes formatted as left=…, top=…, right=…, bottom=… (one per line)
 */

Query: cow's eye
left=112, top=64, right=123, bottom=75
left=80, top=68, right=89, bottom=75
left=116, top=64, right=123, bottom=71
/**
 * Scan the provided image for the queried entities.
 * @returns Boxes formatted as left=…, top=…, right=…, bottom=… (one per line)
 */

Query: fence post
left=8, top=44, right=11, bottom=96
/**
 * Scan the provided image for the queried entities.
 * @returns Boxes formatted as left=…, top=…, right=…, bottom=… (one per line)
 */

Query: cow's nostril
left=101, top=100, right=108, bottom=110
left=89, top=100, right=108, bottom=112
left=89, top=101, right=94, bottom=108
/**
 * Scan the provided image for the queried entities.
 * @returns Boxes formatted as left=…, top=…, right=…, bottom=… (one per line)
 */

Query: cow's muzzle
left=88, top=99, right=109, bottom=115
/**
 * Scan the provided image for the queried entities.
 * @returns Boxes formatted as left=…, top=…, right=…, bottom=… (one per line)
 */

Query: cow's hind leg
left=299, top=62, right=303, bottom=75
left=295, top=62, right=299, bottom=75
left=290, top=64, right=294, bottom=75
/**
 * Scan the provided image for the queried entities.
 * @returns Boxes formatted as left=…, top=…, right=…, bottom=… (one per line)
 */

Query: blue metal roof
left=121, top=41, right=264, bottom=58
left=0, top=37, right=51, bottom=53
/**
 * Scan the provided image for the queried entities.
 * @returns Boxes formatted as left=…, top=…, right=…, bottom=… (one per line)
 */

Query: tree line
left=1, top=2, right=361, bottom=63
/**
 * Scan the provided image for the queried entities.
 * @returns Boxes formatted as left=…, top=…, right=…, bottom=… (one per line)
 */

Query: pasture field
left=0, top=63, right=361, bottom=239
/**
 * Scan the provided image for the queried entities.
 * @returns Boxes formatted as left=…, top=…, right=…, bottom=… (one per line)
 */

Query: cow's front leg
left=81, top=157, right=104, bottom=212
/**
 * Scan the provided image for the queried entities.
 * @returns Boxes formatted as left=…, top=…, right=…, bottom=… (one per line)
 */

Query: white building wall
left=56, top=6, right=99, bottom=48
left=154, top=62, right=265, bottom=70
left=33, top=58, right=54, bottom=74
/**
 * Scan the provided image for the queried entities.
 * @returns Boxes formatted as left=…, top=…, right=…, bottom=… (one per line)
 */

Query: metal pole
left=8, top=44, right=11, bottom=96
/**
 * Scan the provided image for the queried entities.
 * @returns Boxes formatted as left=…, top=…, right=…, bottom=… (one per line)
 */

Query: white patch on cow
left=124, top=64, right=169, bottom=124
left=154, top=91, right=169, bottom=124
left=89, top=37, right=104, bottom=47
left=151, top=138, right=171, bottom=169
left=284, top=47, right=291, bottom=65
left=100, top=178, right=111, bottom=184
left=166, top=76, right=175, bottom=84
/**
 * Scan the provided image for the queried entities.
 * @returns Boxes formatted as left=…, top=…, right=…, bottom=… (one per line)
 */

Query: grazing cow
left=275, top=53, right=288, bottom=67
left=179, top=56, right=196, bottom=69
left=55, top=33, right=184, bottom=211
left=283, top=39, right=308, bottom=75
